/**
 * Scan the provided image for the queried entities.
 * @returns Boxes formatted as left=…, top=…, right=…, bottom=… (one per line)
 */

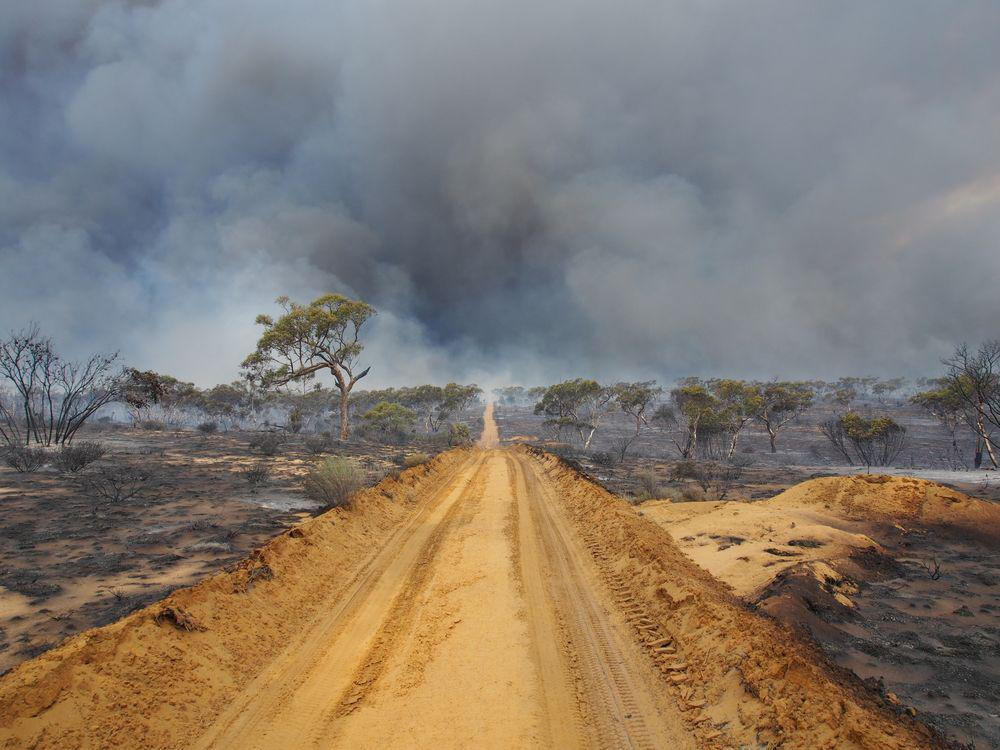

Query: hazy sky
left=2, top=1, right=999, bottom=388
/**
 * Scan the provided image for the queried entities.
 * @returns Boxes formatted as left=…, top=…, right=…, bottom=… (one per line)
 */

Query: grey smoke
left=1, top=1, right=999, bottom=387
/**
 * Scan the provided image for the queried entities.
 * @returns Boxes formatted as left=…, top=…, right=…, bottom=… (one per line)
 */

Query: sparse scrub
left=140, top=420, right=166, bottom=431
left=197, top=421, right=218, bottom=434
left=54, top=441, right=106, bottom=473
left=671, top=457, right=749, bottom=499
left=360, top=401, right=416, bottom=444
left=303, top=457, right=363, bottom=509
left=403, top=452, right=431, bottom=468
left=3, top=444, right=48, bottom=473
left=304, top=434, right=330, bottom=454
left=680, top=484, right=705, bottom=501
left=448, top=422, right=471, bottom=446
left=249, top=433, right=283, bottom=456
left=241, top=462, right=271, bottom=488
left=633, top=469, right=662, bottom=501
left=79, top=465, right=151, bottom=506
left=590, top=451, right=615, bottom=469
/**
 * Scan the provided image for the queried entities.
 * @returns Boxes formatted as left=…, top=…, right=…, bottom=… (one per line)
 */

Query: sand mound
left=525, top=448, right=939, bottom=749
left=0, top=450, right=470, bottom=750
left=639, top=499, right=881, bottom=598
left=768, top=474, right=1000, bottom=543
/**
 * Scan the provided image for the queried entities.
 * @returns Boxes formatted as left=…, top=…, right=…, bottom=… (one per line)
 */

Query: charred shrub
left=303, top=457, right=363, bottom=509
left=304, top=434, right=330, bottom=454
left=80, top=464, right=151, bottom=505
left=249, top=433, right=283, bottom=456
left=3, top=444, right=48, bottom=473
left=403, top=452, right=431, bottom=468
left=241, top=461, right=271, bottom=488
left=633, top=469, right=662, bottom=501
left=197, top=421, right=218, bottom=434
left=54, top=441, right=106, bottom=473
left=590, top=451, right=616, bottom=469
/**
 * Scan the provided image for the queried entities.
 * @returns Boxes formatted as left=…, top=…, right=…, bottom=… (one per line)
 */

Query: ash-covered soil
left=639, top=475, right=1000, bottom=749
left=0, top=418, right=479, bottom=675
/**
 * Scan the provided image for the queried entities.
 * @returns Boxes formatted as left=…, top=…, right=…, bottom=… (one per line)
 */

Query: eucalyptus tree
left=243, top=294, right=375, bottom=440
left=534, top=379, right=615, bottom=448
left=668, top=379, right=720, bottom=459
left=750, top=381, right=814, bottom=453
left=609, top=380, right=662, bottom=460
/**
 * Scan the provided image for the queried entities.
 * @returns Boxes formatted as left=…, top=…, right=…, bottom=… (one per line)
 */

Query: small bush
left=403, top=452, right=431, bottom=468
left=448, top=422, right=472, bottom=446
left=633, top=469, right=661, bottom=500
left=197, top=421, right=218, bottom=434
left=54, top=441, right=106, bottom=473
left=140, top=420, right=165, bottom=431
left=3, top=445, right=48, bottom=473
left=590, top=451, right=615, bottom=469
left=80, top=464, right=151, bottom=505
left=670, top=460, right=701, bottom=481
left=241, top=462, right=271, bottom=488
left=303, top=457, right=363, bottom=509
left=304, top=435, right=330, bottom=454
left=288, top=407, right=304, bottom=434
left=680, top=484, right=705, bottom=501
left=249, top=433, right=283, bottom=456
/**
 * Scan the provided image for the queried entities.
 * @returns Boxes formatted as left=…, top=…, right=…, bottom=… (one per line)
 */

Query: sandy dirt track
left=0, top=406, right=941, bottom=749
left=195, top=447, right=691, bottom=749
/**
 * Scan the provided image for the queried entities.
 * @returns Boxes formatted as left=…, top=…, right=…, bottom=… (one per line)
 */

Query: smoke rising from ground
left=2, top=1, right=999, bottom=387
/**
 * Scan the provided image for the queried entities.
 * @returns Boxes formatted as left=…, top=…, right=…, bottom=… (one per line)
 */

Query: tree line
left=521, top=345, right=1000, bottom=472
left=2, top=290, right=997, bottom=472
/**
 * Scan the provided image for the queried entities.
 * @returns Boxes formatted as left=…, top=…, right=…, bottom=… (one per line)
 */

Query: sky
left=1, top=1, right=999, bottom=389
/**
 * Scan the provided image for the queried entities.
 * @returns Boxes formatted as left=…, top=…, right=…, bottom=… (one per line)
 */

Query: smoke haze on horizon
left=2, top=1, right=999, bottom=389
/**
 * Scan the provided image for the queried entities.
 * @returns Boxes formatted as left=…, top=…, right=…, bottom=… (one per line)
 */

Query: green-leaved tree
left=243, top=295, right=375, bottom=440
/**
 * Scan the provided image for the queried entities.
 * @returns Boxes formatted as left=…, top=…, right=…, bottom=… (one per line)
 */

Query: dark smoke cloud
left=2, top=1, right=999, bottom=387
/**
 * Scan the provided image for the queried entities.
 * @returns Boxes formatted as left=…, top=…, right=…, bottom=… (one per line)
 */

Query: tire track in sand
left=195, top=451, right=488, bottom=750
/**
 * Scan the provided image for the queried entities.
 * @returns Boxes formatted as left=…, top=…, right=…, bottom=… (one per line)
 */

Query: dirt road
left=195, top=425, right=690, bottom=748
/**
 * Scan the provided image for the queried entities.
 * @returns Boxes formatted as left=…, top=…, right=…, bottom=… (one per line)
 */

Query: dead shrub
left=3, top=444, right=48, bottom=473
left=680, top=484, right=705, bottom=501
left=590, top=451, right=616, bottom=469
left=249, top=433, right=283, bottom=456
left=303, top=456, right=363, bottom=509
left=197, top=421, right=218, bottom=434
left=403, top=452, right=431, bottom=468
left=241, top=563, right=275, bottom=592
left=79, top=464, right=151, bottom=505
left=53, top=441, right=106, bottom=473
left=153, top=605, right=205, bottom=631
left=633, top=469, right=662, bottom=501
left=304, top=434, right=330, bottom=454
left=241, top=461, right=271, bottom=488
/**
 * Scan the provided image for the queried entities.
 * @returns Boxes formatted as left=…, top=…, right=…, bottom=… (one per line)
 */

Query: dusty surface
left=641, top=475, right=1000, bottom=748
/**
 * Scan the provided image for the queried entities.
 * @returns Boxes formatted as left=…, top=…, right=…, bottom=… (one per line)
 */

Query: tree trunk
left=768, top=428, right=777, bottom=453
left=339, top=388, right=349, bottom=440
left=986, top=435, right=999, bottom=469
left=727, top=432, right=740, bottom=460
left=975, top=413, right=998, bottom=468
